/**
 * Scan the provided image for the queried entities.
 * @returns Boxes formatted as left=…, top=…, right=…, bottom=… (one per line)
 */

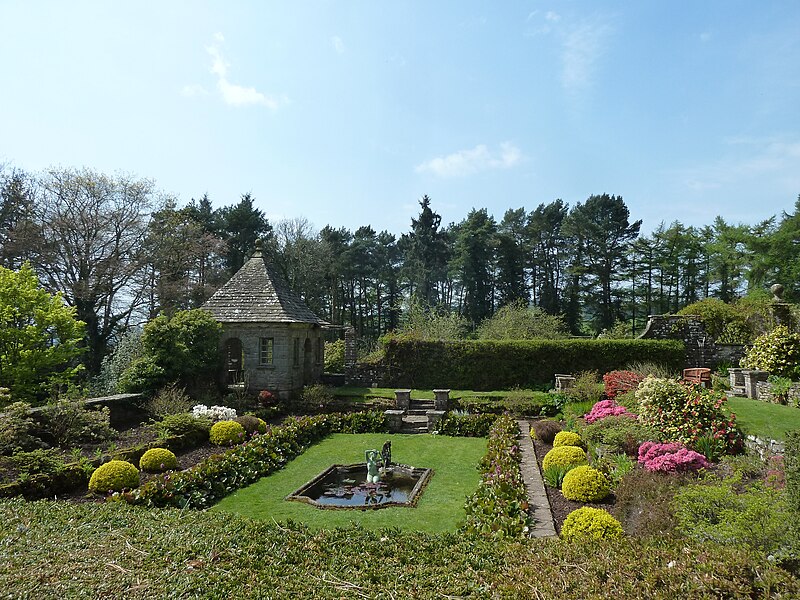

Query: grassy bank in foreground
left=211, top=433, right=486, bottom=532
left=727, top=397, right=800, bottom=441
left=1, top=499, right=797, bottom=598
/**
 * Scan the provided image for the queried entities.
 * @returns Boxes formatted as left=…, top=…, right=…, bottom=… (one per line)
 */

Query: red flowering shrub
left=584, top=399, right=636, bottom=424
left=258, top=390, right=277, bottom=406
left=638, top=441, right=710, bottom=473
left=603, top=370, right=644, bottom=401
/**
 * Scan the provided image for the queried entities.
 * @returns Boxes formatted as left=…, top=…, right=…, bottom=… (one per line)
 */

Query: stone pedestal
left=426, top=410, right=446, bottom=432
left=728, top=367, right=744, bottom=388
left=554, top=374, right=575, bottom=393
left=742, top=370, right=768, bottom=399
left=394, top=389, right=411, bottom=410
left=385, top=409, right=405, bottom=432
left=433, top=389, right=450, bottom=411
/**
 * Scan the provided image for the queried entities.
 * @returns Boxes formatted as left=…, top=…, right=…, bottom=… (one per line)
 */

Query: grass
left=1, top=499, right=797, bottom=598
left=211, top=433, right=486, bottom=532
left=727, top=397, right=800, bottom=441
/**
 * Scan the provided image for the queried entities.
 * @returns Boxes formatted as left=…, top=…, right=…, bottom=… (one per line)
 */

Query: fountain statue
left=380, top=441, right=392, bottom=469
left=365, top=449, right=380, bottom=483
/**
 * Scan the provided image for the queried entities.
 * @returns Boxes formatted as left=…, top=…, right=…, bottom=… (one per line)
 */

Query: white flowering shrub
left=192, top=404, right=237, bottom=422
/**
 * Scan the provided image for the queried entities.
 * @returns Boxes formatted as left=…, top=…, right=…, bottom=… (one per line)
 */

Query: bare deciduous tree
left=22, top=167, right=155, bottom=373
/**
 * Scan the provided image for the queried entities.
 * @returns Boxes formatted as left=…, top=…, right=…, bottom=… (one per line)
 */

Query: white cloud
left=545, top=11, right=561, bottom=22
left=561, top=20, right=611, bottom=91
left=202, top=34, right=287, bottom=109
left=415, top=142, right=522, bottom=178
left=331, top=36, right=345, bottom=54
left=676, top=136, right=800, bottom=192
left=181, top=84, right=208, bottom=97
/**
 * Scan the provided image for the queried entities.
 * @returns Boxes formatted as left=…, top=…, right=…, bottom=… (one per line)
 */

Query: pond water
left=287, top=463, right=431, bottom=509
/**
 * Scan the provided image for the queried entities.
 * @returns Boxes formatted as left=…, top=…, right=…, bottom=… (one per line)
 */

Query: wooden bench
left=683, top=367, right=712, bottom=388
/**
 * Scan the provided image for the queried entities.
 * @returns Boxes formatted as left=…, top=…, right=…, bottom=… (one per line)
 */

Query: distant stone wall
left=639, top=315, right=715, bottom=368
left=639, top=315, right=750, bottom=369
left=345, top=363, right=390, bottom=388
left=715, top=344, right=747, bottom=367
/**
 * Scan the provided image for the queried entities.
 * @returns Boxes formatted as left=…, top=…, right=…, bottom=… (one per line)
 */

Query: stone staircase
left=385, top=391, right=449, bottom=434
left=401, top=399, right=435, bottom=433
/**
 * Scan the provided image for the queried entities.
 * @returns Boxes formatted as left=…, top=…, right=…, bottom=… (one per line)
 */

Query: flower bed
left=460, top=414, right=532, bottom=538
left=121, top=411, right=389, bottom=509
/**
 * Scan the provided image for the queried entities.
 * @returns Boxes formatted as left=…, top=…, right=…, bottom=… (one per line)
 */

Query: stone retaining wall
left=754, top=381, right=800, bottom=405
left=745, top=434, right=786, bottom=458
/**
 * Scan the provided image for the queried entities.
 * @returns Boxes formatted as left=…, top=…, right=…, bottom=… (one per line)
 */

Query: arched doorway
left=225, top=338, right=244, bottom=384
left=303, top=337, right=314, bottom=384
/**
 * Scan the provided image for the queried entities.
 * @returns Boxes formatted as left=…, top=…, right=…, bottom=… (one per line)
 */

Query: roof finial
left=253, top=238, right=263, bottom=258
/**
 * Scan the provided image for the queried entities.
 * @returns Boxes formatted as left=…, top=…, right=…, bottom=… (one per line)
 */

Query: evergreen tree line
left=2, top=165, right=799, bottom=374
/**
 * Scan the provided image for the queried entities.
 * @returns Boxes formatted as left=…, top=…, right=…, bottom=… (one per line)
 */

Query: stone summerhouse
left=202, top=243, right=328, bottom=398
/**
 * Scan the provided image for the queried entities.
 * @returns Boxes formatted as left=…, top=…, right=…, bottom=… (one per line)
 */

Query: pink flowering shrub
left=638, top=441, right=710, bottom=473
left=584, top=399, right=636, bottom=424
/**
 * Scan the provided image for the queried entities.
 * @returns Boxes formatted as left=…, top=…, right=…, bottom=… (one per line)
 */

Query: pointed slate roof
left=202, top=242, right=328, bottom=325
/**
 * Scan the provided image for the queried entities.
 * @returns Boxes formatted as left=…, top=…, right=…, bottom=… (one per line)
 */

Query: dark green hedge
left=384, top=339, right=685, bottom=391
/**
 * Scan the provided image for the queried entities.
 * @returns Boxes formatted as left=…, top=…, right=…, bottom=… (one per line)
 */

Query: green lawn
left=727, top=397, right=800, bottom=441
left=211, top=433, right=486, bottom=532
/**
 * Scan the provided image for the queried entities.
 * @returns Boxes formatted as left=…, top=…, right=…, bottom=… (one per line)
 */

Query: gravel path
left=517, top=420, right=557, bottom=538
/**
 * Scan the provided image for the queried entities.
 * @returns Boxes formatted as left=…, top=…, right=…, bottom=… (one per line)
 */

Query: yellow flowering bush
left=88, top=460, right=140, bottom=493
left=740, top=325, right=800, bottom=379
left=561, top=465, right=610, bottom=502
left=543, top=445, right=587, bottom=471
left=139, top=448, right=178, bottom=473
left=209, top=420, right=247, bottom=446
left=561, top=507, right=623, bottom=542
left=552, top=431, right=584, bottom=449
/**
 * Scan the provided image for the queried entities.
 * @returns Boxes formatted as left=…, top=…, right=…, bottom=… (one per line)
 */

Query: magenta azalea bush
left=638, top=441, right=710, bottom=473
left=584, top=399, right=636, bottom=424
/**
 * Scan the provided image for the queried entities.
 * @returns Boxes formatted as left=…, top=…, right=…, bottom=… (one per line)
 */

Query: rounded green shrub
left=88, top=459, right=140, bottom=493
left=561, top=465, right=610, bottom=502
left=553, top=431, right=584, bottom=449
left=138, top=448, right=178, bottom=473
left=561, top=507, right=623, bottom=542
left=235, top=414, right=267, bottom=435
left=543, top=445, right=587, bottom=471
left=209, top=420, right=247, bottom=446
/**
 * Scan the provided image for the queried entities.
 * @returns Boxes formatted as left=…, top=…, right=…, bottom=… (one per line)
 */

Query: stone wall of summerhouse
left=219, top=322, right=324, bottom=398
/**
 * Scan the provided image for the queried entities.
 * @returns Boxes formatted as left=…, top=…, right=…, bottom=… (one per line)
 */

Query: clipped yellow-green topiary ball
left=88, top=459, right=140, bottom=493
left=553, top=431, right=584, bottom=449
left=543, top=445, right=587, bottom=471
left=139, top=448, right=178, bottom=473
left=210, top=420, right=247, bottom=446
left=561, top=507, right=623, bottom=542
left=561, top=465, right=610, bottom=502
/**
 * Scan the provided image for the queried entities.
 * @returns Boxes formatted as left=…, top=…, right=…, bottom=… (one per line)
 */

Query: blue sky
left=1, top=1, right=799, bottom=235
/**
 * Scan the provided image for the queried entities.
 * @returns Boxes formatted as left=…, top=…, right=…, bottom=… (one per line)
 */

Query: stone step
left=403, top=414, right=427, bottom=422
left=400, top=427, right=428, bottom=434
left=406, top=408, right=431, bottom=416
left=409, top=401, right=435, bottom=410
